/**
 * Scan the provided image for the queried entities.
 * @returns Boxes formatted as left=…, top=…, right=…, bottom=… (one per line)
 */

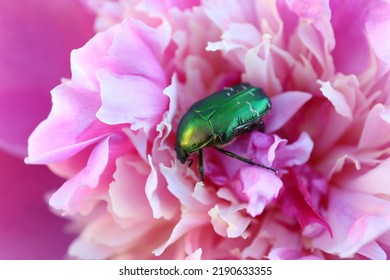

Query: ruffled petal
left=313, top=188, right=390, bottom=259
left=237, top=167, right=283, bottom=217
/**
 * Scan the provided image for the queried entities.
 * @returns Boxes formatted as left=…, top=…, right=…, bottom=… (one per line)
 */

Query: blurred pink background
left=0, top=0, right=94, bottom=259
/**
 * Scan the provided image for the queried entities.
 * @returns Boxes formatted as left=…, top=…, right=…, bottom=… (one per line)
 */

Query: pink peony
left=27, top=0, right=390, bottom=259
left=0, top=0, right=94, bottom=258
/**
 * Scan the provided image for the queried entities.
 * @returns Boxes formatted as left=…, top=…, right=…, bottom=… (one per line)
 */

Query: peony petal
left=358, top=241, right=387, bottom=260
left=313, top=188, right=390, bottom=259
left=26, top=83, right=108, bottom=164
left=297, top=23, right=334, bottom=75
left=204, top=0, right=256, bottom=31
left=145, top=155, right=161, bottom=218
left=138, top=0, right=200, bottom=14
left=339, top=157, right=390, bottom=196
left=160, top=162, right=202, bottom=210
left=315, top=147, right=362, bottom=180
left=145, top=156, right=178, bottom=219
left=280, top=166, right=331, bottom=236
left=185, top=248, right=202, bottom=260
left=242, top=212, right=304, bottom=259
left=209, top=204, right=251, bottom=238
left=244, top=41, right=283, bottom=96
left=365, top=1, right=390, bottom=65
left=268, top=248, right=322, bottom=260
left=68, top=214, right=158, bottom=259
left=320, top=81, right=353, bottom=118
left=266, top=91, right=312, bottom=133
left=70, top=25, right=118, bottom=92
left=49, top=135, right=131, bottom=215
left=109, top=155, right=153, bottom=219
left=330, top=0, right=380, bottom=74
left=96, top=19, right=170, bottom=132
left=153, top=211, right=208, bottom=256
left=96, top=69, right=168, bottom=130
left=273, top=132, right=314, bottom=168
left=206, top=23, right=262, bottom=70
left=237, top=167, right=283, bottom=217
left=49, top=138, right=110, bottom=215
left=358, top=104, right=390, bottom=151
left=241, top=233, right=270, bottom=259
left=108, top=18, right=170, bottom=87
left=287, top=0, right=330, bottom=19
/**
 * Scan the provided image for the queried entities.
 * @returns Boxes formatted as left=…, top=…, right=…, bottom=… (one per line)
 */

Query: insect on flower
left=175, top=83, right=277, bottom=181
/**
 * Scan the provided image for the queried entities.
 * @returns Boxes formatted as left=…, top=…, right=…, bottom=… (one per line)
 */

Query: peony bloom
left=27, top=0, right=390, bottom=259
left=0, top=0, right=94, bottom=258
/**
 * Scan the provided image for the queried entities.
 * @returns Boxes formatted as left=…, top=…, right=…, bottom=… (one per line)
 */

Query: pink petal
left=26, top=84, right=109, bottom=164
left=204, top=0, right=257, bottom=31
left=49, top=135, right=131, bottom=215
left=268, top=248, right=322, bottom=260
left=206, top=23, right=262, bottom=70
left=358, top=241, right=387, bottom=260
left=297, top=23, right=334, bottom=75
left=96, top=70, right=168, bottom=130
left=313, top=188, right=390, bottom=259
left=330, top=0, right=372, bottom=74
left=320, top=80, right=354, bottom=118
left=244, top=43, right=283, bottom=96
left=339, top=157, right=390, bottom=196
left=164, top=0, right=200, bottom=10
left=125, top=129, right=149, bottom=161
left=377, top=231, right=390, bottom=257
left=315, top=146, right=361, bottom=180
left=365, top=1, right=390, bottom=65
left=280, top=166, right=332, bottom=236
left=266, top=91, right=312, bottom=133
left=69, top=214, right=159, bottom=259
left=145, top=156, right=178, bottom=219
left=160, top=163, right=201, bottom=210
left=107, top=19, right=169, bottom=87
left=154, top=212, right=208, bottom=256
left=310, top=76, right=359, bottom=154
left=358, top=104, right=390, bottom=151
left=237, top=167, right=283, bottom=217
left=185, top=248, right=202, bottom=260
left=241, top=233, right=270, bottom=259
left=286, top=0, right=335, bottom=71
left=109, top=156, right=153, bottom=219
left=242, top=212, right=302, bottom=259
left=137, top=0, right=201, bottom=16
left=287, top=0, right=330, bottom=19
left=272, top=132, right=314, bottom=168
left=209, top=204, right=251, bottom=238
left=70, top=26, right=118, bottom=92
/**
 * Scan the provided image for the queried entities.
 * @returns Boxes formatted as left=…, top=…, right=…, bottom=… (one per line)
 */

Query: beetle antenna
left=214, top=147, right=277, bottom=174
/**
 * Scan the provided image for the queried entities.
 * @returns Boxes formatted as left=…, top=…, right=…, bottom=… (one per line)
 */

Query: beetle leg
left=198, top=149, right=204, bottom=181
left=186, top=158, right=194, bottom=167
left=214, top=147, right=277, bottom=174
left=257, top=120, right=265, bottom=132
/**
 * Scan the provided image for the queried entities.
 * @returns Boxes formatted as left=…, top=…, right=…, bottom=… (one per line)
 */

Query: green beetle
left=175, top=82, right=276, bottom=181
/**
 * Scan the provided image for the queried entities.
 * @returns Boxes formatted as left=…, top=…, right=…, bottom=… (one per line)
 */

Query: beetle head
left=175, top=144, right=190, bottom=164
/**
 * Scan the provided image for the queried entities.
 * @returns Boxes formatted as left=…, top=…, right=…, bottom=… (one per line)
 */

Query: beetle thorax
left=176, top=111, right=214, bottom=156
